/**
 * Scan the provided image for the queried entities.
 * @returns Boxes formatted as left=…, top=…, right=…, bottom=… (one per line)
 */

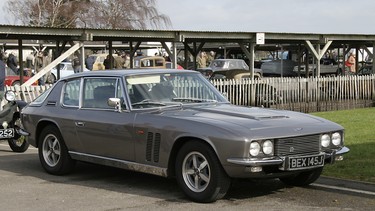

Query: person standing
left=197, top=51, right=207, bottom=68
left=72, top=56, right=81, bottom=73
left=103, top=55, right=111, bottom=69
left=103, top=54, right=116, bottom=69
left=347, top=53, right=356, bottom=73
left=206, top=51, right=215, bottom=66
left=114, top=55, right=124, bottom=69
left=42, top=51, right=52, bottom=83
left=123, top=53, right=131, bottom=68
left=85, top=55, right=95, bottom=71
left=26, top=52, right=35, bottom=69
left=34, top=52, right=45, bottom=85
left=6, top=52, right=18, bottom=74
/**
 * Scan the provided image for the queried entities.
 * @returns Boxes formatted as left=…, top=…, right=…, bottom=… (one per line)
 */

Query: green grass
left=312, top=107, right=375, bottom=183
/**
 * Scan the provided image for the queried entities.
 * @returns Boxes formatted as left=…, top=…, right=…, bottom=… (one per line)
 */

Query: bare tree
left=77, top=0, right=171, bottom=29
left=5, top=0, right=171, bottom=29
left=5, top=0, right=87, bottom=27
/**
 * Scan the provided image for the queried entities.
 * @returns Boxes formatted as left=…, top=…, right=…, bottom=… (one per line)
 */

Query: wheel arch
left=49, top=73, right=57, bottom=83
left=167, top=136, right=219, bottom=178
left=11, top=80, right=20, bottom=86
left=34, top=120, right=60, bottom=148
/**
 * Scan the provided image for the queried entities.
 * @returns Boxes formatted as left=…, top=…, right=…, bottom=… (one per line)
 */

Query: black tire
left=8, top=136, right=29, bottom=152
left=7, top=116, right=29, bottom=153
left=38, top=125, right=75, bottom=175
left=175, top=141, right=231, bottom=203
left=279, top=167, right=323, bottom=186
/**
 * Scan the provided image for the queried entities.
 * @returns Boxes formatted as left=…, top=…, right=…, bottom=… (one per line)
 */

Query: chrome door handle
left=75, top=122, right=85, bottom=127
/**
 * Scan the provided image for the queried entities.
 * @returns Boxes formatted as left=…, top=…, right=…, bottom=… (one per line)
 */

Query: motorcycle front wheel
left=8, top=135, right=29, bottom=152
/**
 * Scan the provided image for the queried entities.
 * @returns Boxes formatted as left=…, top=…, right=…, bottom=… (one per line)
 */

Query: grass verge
left=312, top=107, right=375, bottom=183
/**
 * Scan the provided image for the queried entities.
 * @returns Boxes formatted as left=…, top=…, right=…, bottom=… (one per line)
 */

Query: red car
left=5, top=75, right=38, bottom=86
left=5, top=68, right=38, bottom=86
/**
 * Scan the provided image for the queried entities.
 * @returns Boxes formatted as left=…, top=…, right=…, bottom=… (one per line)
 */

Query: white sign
left=256, top=33, right=265, bottom=45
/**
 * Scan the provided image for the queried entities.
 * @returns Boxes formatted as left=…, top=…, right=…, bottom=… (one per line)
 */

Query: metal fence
left=2, top=75, right=374, bottom=113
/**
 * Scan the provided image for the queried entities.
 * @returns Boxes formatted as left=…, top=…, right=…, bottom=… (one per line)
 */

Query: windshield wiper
left=131, top=99, right=166, bottom=107
left=172, top=97, right=218, bottom=103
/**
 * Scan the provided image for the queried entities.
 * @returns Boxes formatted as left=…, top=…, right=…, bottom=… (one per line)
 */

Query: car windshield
left=210, top=60, right=225, bottom=68
left=209, top=60, right=249, bottom=70
left=125, top=72, right=228, bottom=108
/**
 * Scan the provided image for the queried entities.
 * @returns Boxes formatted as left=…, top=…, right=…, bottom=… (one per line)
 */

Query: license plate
left=0, top=128, right=15, bottom=139
left=287, top=154, right=324, bottom=170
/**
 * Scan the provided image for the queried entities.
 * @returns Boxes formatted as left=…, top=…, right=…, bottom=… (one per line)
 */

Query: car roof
left=61, top=69, right=196, bottom=80
left=135, top=56, right=165, bottom=60
left=212, top=59, right=245, bottom=61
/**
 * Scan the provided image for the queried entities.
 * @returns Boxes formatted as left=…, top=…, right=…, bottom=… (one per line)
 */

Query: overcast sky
left=0, top=0, right=373, bottom=34
left=156, top=0, right=374, bottom=34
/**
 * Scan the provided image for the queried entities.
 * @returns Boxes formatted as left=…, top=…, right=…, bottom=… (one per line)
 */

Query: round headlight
left=262, top=140, right=273, bottom=155
left=5, top=90, right=16, bottom=102
left=250, top=142, right=261, bottom=156
left=332, top=132, right=341, bottom=146
left=321, top=134, right=330, bottom=148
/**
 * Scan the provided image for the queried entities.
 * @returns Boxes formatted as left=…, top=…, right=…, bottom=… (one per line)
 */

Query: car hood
left=155, top=103, right=342, bottom=138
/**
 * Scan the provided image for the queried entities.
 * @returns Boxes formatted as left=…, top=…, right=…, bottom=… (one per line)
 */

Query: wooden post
left=18, top=39, right=23, bottom=84
left=108, top=41, right=113, bottom=69
left=316, top=43, right=321, bottom=77
left=129, top=41, right=133, bottom=68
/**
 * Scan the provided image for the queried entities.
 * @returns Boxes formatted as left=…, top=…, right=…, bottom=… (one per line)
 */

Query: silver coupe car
left=21, top=69, right=349, bottom=202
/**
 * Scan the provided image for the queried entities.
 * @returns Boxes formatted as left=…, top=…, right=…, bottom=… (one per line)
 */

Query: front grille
left=274, top=134, right=320, bottom=156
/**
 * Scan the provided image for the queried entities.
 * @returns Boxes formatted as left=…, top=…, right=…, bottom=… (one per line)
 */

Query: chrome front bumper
left=227, top=146, right=350, bottom=167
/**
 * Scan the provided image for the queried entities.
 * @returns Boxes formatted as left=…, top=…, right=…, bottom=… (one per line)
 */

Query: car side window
left=62, top=79, right=81, bottom=107
left=82, top=77, right=126, bottom=110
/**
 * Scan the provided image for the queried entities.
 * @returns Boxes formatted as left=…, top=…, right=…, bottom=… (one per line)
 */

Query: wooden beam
left=22, top=42, right=83, bottom=87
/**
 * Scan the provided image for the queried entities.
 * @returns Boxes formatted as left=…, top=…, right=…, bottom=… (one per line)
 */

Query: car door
left=74, top=77, right=135, bottom=161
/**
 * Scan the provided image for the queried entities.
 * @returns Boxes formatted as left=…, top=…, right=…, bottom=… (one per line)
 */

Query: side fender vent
left=153, top=133, right=161, bottom=162
left=145, top=132, right=161, bottom=163
left=146, top=132, right=153, bottom=162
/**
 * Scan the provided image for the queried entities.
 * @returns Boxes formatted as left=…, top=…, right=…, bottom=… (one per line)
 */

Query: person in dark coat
left=103, top=54, right=114, bottom=69
left=85, top=55, right=95, bottom=71
left=6, top=52, right=18, bottom=74
left=103, top=55, right=110, bottom=69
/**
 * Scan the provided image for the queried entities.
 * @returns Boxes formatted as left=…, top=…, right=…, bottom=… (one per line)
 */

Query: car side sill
left=69, top=151, right=168, bottom=177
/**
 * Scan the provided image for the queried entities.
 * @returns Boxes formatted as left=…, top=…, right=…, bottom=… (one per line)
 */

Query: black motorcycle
left=0, top=90, right=29, bottom=152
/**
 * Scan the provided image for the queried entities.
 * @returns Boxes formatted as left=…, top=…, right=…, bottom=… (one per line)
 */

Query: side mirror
left=108, top=98, right=122, bottom=112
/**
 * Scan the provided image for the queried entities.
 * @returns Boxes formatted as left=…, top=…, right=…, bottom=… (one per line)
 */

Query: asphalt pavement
left=1, top=143, right=374, bottom=211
